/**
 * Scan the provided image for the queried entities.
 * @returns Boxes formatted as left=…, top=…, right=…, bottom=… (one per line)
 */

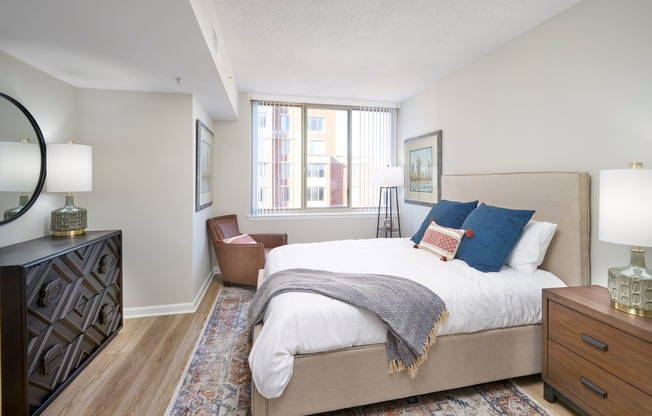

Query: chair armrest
left=212, top=242, right=266, bottom=285
left=214, top=242, right=265, bottom=266
left=250, top=233, right=288, bottom=248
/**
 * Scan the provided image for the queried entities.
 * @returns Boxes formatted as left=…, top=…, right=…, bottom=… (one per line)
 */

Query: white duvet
left=249, top=238, right=565, bottom=399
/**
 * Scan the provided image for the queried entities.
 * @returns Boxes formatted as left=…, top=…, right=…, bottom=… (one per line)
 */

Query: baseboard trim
left=123, top=268, right=218, bottom=319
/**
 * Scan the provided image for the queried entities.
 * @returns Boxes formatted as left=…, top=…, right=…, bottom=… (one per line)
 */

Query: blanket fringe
left=387, top=307, right=449, bottom=378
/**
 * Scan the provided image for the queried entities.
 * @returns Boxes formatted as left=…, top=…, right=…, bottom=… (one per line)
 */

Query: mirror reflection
left=0, top=93, right=46, bottom=224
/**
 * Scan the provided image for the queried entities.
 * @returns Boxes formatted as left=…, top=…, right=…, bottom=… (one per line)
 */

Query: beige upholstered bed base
left=252, top=172, right=590, bottom=416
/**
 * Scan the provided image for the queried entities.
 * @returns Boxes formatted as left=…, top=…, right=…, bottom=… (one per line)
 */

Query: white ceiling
left=215, top=0, right=581, bottom=105
left=0, top=0, right=581, bottom=119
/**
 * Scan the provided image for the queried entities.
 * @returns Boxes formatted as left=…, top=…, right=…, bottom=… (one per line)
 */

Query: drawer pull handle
left=580, top=376, right=607, bottom=398
left=98, top=254, right=116, bottom=274
left=100, top=304, right=113, bottom=324
left=43, top=344, right=63, bottom=375
left=39, top=280, right=62, bottom=307
left=581, top=333, right=607, bottom=351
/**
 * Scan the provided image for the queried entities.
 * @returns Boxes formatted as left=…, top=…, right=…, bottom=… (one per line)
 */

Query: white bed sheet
left=249, top=238, right=565, bottom=399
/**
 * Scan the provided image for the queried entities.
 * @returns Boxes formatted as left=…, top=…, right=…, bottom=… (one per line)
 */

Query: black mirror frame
left=0, top=92, right=47, bottom=225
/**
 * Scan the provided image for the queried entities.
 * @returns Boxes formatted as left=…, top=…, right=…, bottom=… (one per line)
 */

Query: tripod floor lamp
left=375, top=166, right=403, bottom=238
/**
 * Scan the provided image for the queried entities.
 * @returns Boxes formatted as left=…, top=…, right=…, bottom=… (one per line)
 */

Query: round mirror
left=0, top=92, right=46, bottom=225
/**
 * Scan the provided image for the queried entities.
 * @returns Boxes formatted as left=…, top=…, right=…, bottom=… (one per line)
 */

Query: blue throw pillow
left=411, top=199, right=479, bottom=244
left=456, top=203, right=535, bottom=273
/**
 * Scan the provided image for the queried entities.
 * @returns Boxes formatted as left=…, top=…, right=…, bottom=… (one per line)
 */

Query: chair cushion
left=223, top=234, right=257, bottom=244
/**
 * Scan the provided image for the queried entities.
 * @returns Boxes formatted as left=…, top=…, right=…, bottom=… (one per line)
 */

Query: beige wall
left=398, top=0, right=652, bottom=286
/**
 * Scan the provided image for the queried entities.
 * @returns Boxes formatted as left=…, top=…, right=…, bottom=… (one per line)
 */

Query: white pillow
left=506, top=220, right=557, bottom=274
left=223, top=233, right=257, bottom=244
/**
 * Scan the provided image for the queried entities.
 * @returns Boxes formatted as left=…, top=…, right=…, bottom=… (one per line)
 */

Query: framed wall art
left=404, top=130, right=442, bottom=206
left=196, top=119, right=214, bottom=211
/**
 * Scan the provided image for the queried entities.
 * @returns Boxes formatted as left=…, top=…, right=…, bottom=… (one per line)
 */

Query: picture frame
left=404, top=130, right=442, bottom=206
left=196, top=119, right=214, bottom=211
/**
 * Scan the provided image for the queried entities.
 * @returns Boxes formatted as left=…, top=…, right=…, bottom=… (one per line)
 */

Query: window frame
left=252, top=101, right=395, bottom=216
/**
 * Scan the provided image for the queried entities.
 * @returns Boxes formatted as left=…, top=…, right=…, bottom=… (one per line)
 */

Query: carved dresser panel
left=0, top=230, right=122, bottom=415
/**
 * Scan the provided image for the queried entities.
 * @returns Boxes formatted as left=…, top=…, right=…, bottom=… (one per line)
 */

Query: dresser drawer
left=27, top=275, right=101, bottom=339
left=27, top=313, right=100, bottom=378
left=548, top=341, right=652, bottom=415
left=27, top=333, right=93, bottom=412
left=87, top=237, right=121, bottom=290
left=27, top=306, right=118, bottom=412
left=548, top=301, right=652, bottom=396
left=89, top=284, right=122, bottom=339
left=26, top=260, right=83, bottom=338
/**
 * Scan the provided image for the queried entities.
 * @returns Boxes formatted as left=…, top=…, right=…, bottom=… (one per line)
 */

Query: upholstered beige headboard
left=441, top=172, right=590, bottom=286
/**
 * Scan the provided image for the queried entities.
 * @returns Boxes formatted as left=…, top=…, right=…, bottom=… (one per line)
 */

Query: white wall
left=214, top=94, right=378, bottom=243
left=76, top=89, right=208, bottom=312
left=1, top=54, right=220, bottom=314
left=0, top=50, right=76, bottom=247
left=192, top=96, right=220, bottom=297
left=398, top=0, right=652, bottom=286
left=1, top=51, right=219, bottom=316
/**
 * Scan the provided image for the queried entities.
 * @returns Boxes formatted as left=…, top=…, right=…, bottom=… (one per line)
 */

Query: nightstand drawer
left=548, top=301, right=652, bottom=395
left=548, top=341, right=652, bottom=415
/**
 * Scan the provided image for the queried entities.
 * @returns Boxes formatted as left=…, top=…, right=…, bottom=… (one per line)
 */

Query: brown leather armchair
left=207, top=214, right=288, bottom=286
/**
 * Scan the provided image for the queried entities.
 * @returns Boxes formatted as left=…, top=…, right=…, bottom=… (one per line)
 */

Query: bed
left=250, top=171, right=590, bottom=416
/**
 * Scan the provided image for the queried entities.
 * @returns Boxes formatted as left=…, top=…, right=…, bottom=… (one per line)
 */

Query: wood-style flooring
left=42, top=276, right=577, bottom=415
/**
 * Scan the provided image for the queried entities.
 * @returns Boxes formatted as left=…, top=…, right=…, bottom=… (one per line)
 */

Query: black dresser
left=0, top=230, right=123, bottom=415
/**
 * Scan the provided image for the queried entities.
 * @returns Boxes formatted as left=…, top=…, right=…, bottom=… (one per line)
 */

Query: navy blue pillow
left=411, top=199, right=479, bottom=244
left=456, top=203, right=535, bottom=273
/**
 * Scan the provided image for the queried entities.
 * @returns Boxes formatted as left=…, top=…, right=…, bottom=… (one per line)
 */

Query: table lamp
left=599, top=162, right=652, bottom=317
left=374, top=166, right=403, bottom=236
left=0, top=138, right=40, bottom=219
left=46, top=140, right=92, bottom=236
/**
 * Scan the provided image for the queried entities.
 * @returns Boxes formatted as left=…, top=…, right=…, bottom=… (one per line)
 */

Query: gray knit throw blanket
left=247, top=268, right=448, bottom=377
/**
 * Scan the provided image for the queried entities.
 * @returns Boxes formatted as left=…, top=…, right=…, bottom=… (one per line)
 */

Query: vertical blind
left=351, top=106, right=395, bottom=213
left=252, top=100, right=395, bottom=215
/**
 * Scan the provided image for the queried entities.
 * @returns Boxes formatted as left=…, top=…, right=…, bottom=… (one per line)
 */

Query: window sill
left=248, top=211, right=378, bottom=221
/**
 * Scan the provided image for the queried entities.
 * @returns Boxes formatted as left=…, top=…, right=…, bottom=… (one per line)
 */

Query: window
left=281, top=186, right=291, bottom=202
left=280, top=114, right=291, bottom=132
left=308, top=140, right=325, bottom=154
left=307, top=187, right=325, bottom=202
left=308, top=116, right=325, bottom=132
left=279, top=162, right=291, bottom=179
left=307, top=163, right=326, bottom=178
left=279, top=139, right=291, bottom=156
left=252, top=100, right=395, bottom=215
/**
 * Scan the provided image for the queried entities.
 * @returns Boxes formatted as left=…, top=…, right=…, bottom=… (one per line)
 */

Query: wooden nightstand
left=542, top=286, right=652, bottom=416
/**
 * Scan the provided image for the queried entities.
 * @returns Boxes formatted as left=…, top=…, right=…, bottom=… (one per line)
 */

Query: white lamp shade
left=0, top=141, right=41, bottom=191
left=599, top=168, right=652, bottom=247
left=374, top=166, right=403, bottom=187
left=47, top=143, right=93, bottom=192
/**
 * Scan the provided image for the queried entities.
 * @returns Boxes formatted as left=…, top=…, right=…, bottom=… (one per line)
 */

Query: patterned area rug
left=166, top=287, right=552, bottom=416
